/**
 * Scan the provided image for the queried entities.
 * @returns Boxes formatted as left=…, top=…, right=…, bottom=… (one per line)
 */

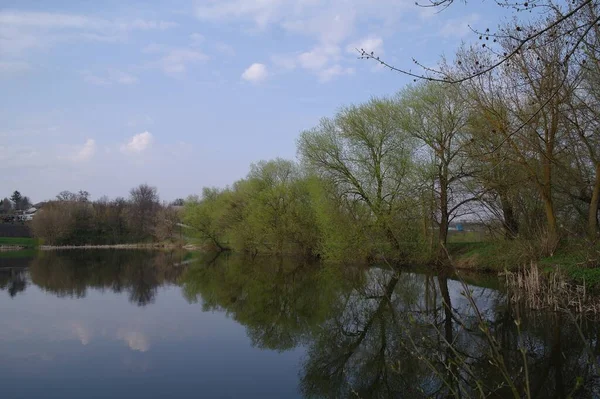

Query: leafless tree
left=128, top=184, right=160, bottom=240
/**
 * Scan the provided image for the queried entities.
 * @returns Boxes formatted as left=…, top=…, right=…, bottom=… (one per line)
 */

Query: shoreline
left=0, top=245, right=26, bottom=251
left=38, top=243, right=200, bottom=251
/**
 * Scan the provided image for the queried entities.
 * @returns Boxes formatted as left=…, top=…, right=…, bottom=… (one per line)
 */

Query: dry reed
left=504, top=262, right=600, bottom=314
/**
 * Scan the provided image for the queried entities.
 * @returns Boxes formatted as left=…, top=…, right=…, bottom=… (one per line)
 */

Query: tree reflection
left=28, top=250, right=189, bottom=306
left=182, top=258, right=600, bottom=398
left=181, top=253, right=361, bottom=351
left=0, top=267, right=28, bottom=298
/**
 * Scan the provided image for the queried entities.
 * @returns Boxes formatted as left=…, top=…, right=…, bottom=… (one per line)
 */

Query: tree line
left=1, top=191, right=32, bottom=215
left=31, top=185, right=181, bottom=245
left=184, top=17, right=600, bottom=264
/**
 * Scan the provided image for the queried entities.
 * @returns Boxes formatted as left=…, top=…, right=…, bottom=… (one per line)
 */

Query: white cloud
left=271, top=54, right=297, bottom=70
left=190, top=33, right=205, bottom=46
left=347, top=36, right=384, bottom=56
left=195, top=0, right=285, bottom=28
left=0, top=11, right=176, bottom=31
left=272, top=45, right=352, bottom=82
left=318, top=64, right=354, bottom=82
left=195, top=0, right=402, bottom=82
left=193, top=0, right=414, bottom=82
left=82, top=69, right=138, bottom=86
left=215, top=42, right=235, bottom=56
left=298, top=45, right=340, bottom=70
left=194, top=0, right=409, bottom=43
left=150, top=47, right=209, bottom=76
left=109, top=69, right=138, bottom=85
left=439, top=13, right=480, bottom=39
left=127, top=115, right=154, bottom=128
left=70, top=139, right=96, bottom=162
left=242, top=63, right=268, bottom=83
left=120, top=131, right=153, bottom=154
left=0, top=10, right=177, bottom=56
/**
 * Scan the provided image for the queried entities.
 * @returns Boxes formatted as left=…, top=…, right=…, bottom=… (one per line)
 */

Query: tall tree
left=398, top=82, right=474, bottom=254
left=299, top=98, right=417, bottom=256
left=10, top=191, right=22, bottom=210
left=128, top=184, right=160, bottom=240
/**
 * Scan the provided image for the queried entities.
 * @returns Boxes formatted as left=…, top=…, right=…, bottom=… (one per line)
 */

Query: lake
left=0, top=250, right=598, bottom=398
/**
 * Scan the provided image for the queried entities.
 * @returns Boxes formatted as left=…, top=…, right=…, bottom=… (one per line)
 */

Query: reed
left=504, top=263, right=600, bottom=314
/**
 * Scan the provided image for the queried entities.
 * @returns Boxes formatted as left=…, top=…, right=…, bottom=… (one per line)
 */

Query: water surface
left=0, top=250, right=598, bottom=398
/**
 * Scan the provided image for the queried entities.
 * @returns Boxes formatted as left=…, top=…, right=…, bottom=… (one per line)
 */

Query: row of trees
left=1, top=191, right=32, bottom=214
left=31, top=185, right=181, bottom=245
left=184, top=18, right=600, bottom=262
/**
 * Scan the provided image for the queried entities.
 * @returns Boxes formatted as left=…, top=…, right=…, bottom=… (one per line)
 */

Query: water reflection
left=181, top=254, right=600, bottom=398
left=0, top=267, right=28, bottom=297
left=0, top=250, right=598, bottom=398
left=28, top=250, right=190, bottom=305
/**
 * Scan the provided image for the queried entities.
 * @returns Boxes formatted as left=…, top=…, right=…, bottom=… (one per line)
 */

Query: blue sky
left=1, top=0, right=509, bottom=202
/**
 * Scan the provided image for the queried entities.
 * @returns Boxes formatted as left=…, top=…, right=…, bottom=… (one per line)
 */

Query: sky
left=0, top=0, right=510, bottom=202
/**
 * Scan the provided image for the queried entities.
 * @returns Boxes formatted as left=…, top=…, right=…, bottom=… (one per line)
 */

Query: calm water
left=0, top=250, right=598, bottom=398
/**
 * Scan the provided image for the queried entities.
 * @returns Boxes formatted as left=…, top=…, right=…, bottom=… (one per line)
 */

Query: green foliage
left=184, top=159, right=321, bottom=256
left=0, top=237, right=38, bottom=247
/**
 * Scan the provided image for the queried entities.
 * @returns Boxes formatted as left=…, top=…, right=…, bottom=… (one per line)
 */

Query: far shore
left=38, top=243, right=200, bottom=251
left=0, top=243, right=200, bottom=251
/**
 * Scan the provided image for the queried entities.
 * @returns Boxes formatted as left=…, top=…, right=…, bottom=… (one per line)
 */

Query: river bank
left=38, top=243, right=200, bottom=251
left=448, top=240, right=600, bottom=289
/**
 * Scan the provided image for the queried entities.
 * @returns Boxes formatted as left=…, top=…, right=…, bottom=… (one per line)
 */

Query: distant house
left=17, top=207, right=38, bottom=222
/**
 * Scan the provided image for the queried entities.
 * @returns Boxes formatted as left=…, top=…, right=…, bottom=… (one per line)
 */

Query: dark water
left=0, top=250, right=598, bottom=398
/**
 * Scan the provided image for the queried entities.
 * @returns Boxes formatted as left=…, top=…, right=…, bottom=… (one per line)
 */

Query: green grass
left=448, top=241, right=531, bottom=271
left=0, top=237, right=39, bottom=248
left=539, top=243, right=600, bottom=288
left=447, top=230, right=488, bottom=243
left=447, top=238, right=600, bottom=289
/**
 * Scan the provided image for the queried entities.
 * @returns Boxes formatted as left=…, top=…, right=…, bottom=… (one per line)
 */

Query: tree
left=10, top=191, right=22, bottom=210
left=299, top=98, right=417, bottom=257
left=56, top=190, right=89, bottom=202
left=171, top=198, right=185, bottom=206
left=20, top=196, right=31, bottom=210
left=184, top=190, right=232, bottom=251
left=154, top=205, right=180, bottom=242
left=128, top=184, right=160, bottom=240
left=397, top=82, right=474, bottom=254
left=1, top=198, right=12, bottom=214
left=360, top=0, right=599, bottom=87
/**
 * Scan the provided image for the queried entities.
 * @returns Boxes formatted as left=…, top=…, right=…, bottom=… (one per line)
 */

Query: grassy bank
left=38, top=242, right=196, bottom=251
left=0, top=237, right=38, bottom=248
left=449, top=240, right=600, bottom=288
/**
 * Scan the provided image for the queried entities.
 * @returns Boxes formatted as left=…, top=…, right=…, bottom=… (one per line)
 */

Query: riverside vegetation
left=30, top=16, right=600, bottom=290
left=182, top=39, right=600, bottom=283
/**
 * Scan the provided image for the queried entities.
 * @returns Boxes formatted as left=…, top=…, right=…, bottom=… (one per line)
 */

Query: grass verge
left=0, top=237, right=38, bottom=248
left=449, top=239, right=600, bottom=289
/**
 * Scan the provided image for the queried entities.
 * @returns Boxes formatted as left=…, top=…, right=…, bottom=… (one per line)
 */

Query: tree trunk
left=588, top=163, right=600, bottom=240
left=500, top=193, right=519, bottom=239
left=541, top=190, right=558, bottom=250
left=541, top=142, right=558, bottom=250
left=438, top=276, right=459, bottom=397
left=438, top=177, right=449, bottom=259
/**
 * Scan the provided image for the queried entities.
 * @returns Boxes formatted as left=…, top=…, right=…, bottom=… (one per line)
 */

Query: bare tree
left=1, top=198, right=12, bottom=214
left=128, top=184, right=160, bottom=240
left=360, top=0, right=599, bottom=85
